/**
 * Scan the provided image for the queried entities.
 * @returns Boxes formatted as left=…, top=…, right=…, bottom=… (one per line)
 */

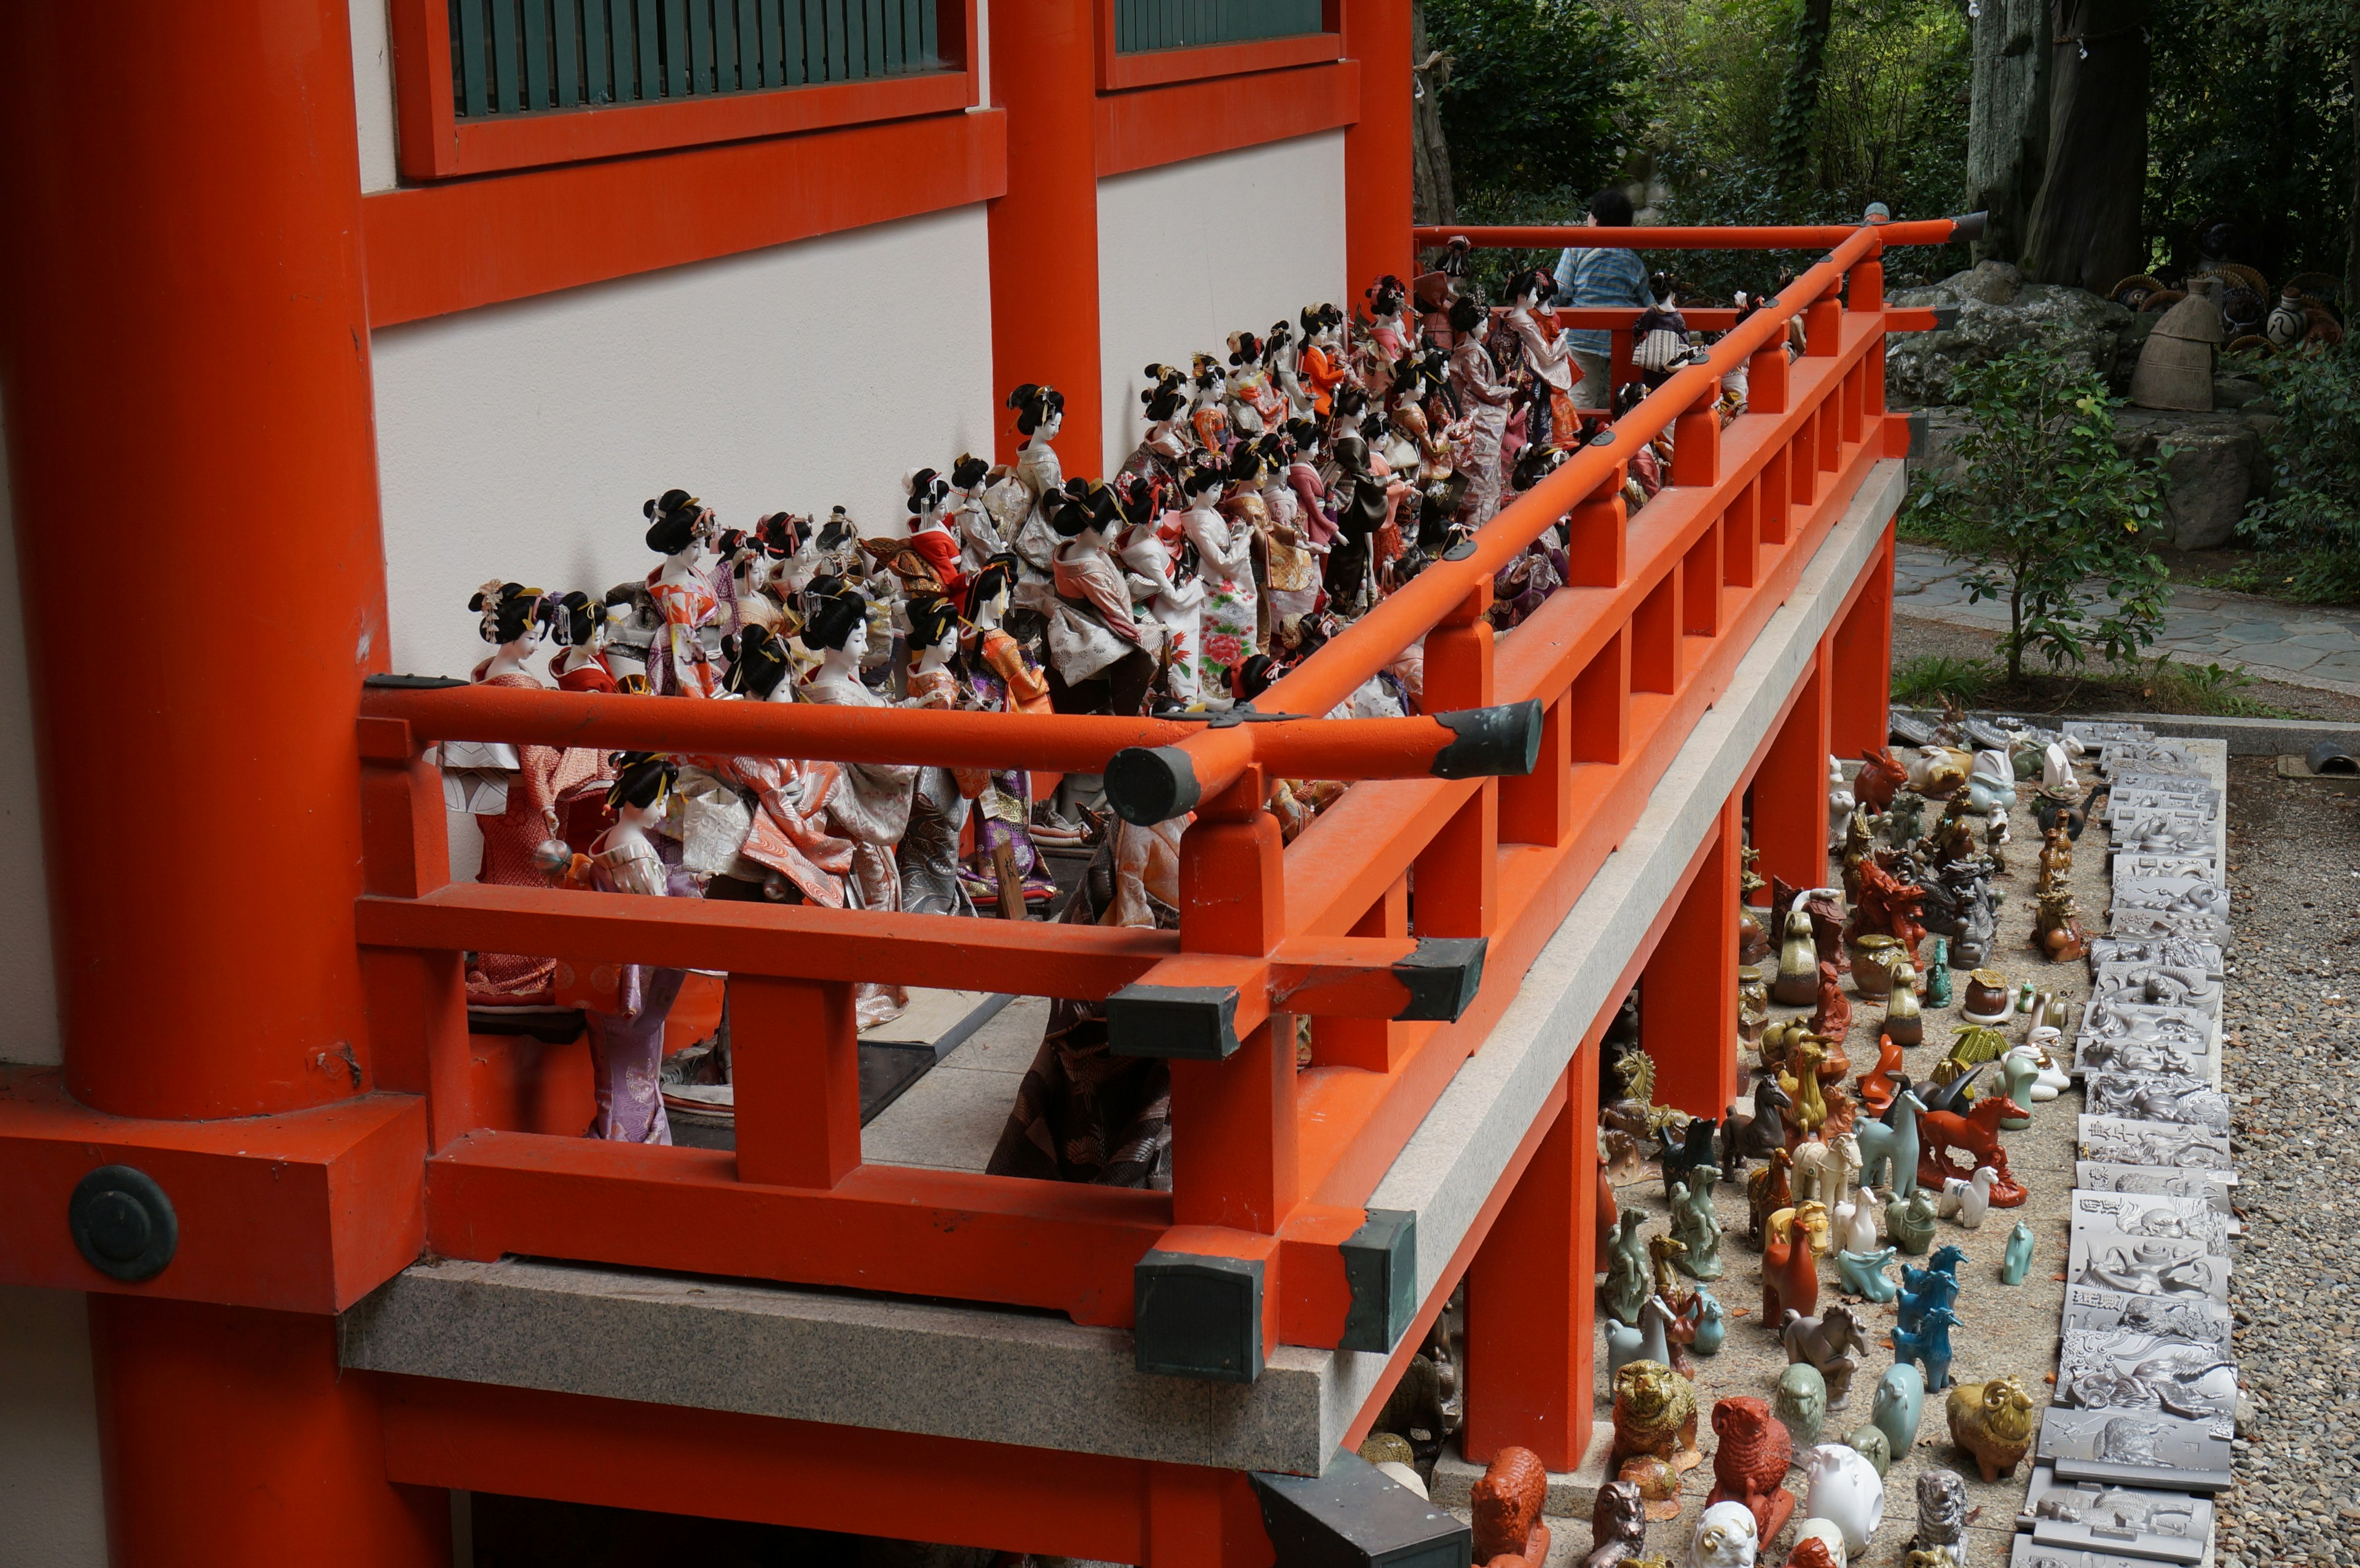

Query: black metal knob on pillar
left=69, top=1164, right=178, bottom=1282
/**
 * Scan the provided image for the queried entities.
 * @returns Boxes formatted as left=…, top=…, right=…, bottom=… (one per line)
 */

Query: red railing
left=350, top=216, right=1964, bottom=1371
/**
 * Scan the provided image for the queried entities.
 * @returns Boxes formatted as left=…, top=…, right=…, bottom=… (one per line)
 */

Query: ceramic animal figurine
left=1794, top=1132, right=1862, bottom=1212
left=1827, top=756, right=1854, bottom=850
left=1881, top=965, right=1922, bottom=1046
left=1844, top=1421, right=1890, bottom=1478
left=1871, top=1363, right=1925, bottom=1459
left=1781, top=1303, right=1868, bottom=1406
left=1936, top=1166, right=1997, bottom=1229
left=1774, top=909, right=1819, bottom=1005
left=1582, top=1480, right=1647, bottom=1568
left=1745, top=1150, right=1792, bottom=1251
left=1605, top=1292, right=1679, bottom=1378
left=1831, top=1194, right=1878, bottom=1256
left=1809, top=960, right=1851, bottom=1038
left=1916, top=1091, right=2030, bottom=1205
left=1658, top=1115, right=1720, bottom=1204
left=1856, top=1035, right=1903, bottom=1116
left=1999, top=1219, right=2036, bottom=1284
left=1790, top=1519, right=1847, bottom=1568
left=1944, top=1373, right=2034, bottom=1482
left=1691, top=1288, right=1728, bottom=1355
left=1608, top=1360, right=1699, bottom=1473
left=1774, top=1362, right=1828, bottom=1446
left=1801, top=1442, right=1884, bottom=1554
left=1835, top=1245, right=1898, bottom=1303
left=1685, top=1500, right=1758, bottom=1568
left=1603, top=1210, right=1650, bottom=1326
left=1855, top=1084, right=1925, bottom=1198
left=1923, top=938, right=1952, bottom=1005
left=1892, top=1303, right=1960, bottom=1392
left=1854, top=747, right=1907, bottom=812
left=1669, top=1167, right=1723, bottom=1280
left=1471, top=1445, right=1551, bottom=1566
left=1911, top=1469, right=1970, bottom=1566
left=1705, top=1396, right=1795, bottom=1543
left=1896, top=1246, right=1965, bottom=1333
left=1762, top=1201, right=1830, bottom=1322
left=1995, top=1048, right=2040, bottom=1129
left=1779, top=1038, right=1830, bottom=1139
left=2020, top=1026, right=2071, bottom=1101
left=1718, top=1075, right=1791, bottom=1176
left=1885, top=1187, right=1938, bottom=1253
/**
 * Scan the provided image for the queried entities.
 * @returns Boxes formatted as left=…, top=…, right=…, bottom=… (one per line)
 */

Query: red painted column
left=1752, top=657, right=1832, bottom=893
left=0, top=5, right=446, bottom=1561
left=1342, top=0, right=1414, bottom=292
left=1642, top=798, right=1741, bottom=1118
left=1830, top=528, right=1897, bottom=757
left=986, top=0, right=1102, bottom=469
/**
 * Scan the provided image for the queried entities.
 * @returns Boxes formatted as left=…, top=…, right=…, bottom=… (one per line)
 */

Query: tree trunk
left=1769, top=0, right=1836, bottom=206
left=1410, top=1, right=1456, bottom=226
left=1966, top=0, right=2051, bottom=265
left=2021, top=0, right=2150, bottom=293
left=2346, top=46, right=2360, bottom=308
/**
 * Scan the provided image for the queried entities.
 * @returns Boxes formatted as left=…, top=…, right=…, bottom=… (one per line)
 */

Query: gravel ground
left=2216, top=756, right=2360, bottom=1568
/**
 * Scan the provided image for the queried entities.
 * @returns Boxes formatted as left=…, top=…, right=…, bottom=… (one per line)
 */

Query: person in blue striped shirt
left=1554, top=187, right=1653, bottom=409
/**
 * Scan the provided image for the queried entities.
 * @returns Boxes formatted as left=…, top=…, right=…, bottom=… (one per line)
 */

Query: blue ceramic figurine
left=1835, top=1245, right=1900, bottom=1302
left=1893, top=1304, right=1960, bottom=1392
left=1999, top=1220, right=2036, bottom=1285
left=1871, top=1362, right=1925, bottom=1460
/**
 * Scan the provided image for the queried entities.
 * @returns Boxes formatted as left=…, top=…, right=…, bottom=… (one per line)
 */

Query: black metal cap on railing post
left=1429, top=700, right=1544, bottom=780
left=1949, top=210, right=1989, bottom=242
left=1104, top=745, right=1203, bottom=826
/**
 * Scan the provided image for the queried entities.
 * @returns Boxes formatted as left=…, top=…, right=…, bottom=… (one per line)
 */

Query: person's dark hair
left=965, top=552, right=1020, bottom=617
left=950, top=453, right=990, bottom=491
left=800, top=586, right=868, bottom=652
left=469, top=582, right=548, bottom=644
left=1005, top=383, right=1064, bottom=436
left=723, top=626, right=793, bottom=699
left=905, top=595, right=959, bottom=649
left=1587, top=187, right=1635, bottom=229
left=605, top=751, right=678, bottom=813
left=643, top=489, right=705, bottom=554
left=1447, top=295, right=1485, bottom=335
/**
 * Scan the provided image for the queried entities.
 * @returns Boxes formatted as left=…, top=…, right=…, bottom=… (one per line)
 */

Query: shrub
left=1906, top=345, right=2172, bottom=680
left=2239, top=341, right=2360, bottom=602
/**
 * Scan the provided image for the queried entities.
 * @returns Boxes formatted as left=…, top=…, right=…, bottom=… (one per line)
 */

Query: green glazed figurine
left=1884, top=963, right=1924, bottom=1046
left=1603, top=1211, right=1650, bottom=1325
left=1886, top=1187, right=1938, bottom=1255
left=1924, top=938, right=1952, bottom=1006
left=1775, top=1361, right=1828, bottom=1447
left=1999, top=1220, right=2036, bottom=1285
left=1670, top=1167, right=1724, bottom=1280
left=1845, top=1422, right=1892, bottom=1478
left=1871, top=1362, right=1926, bottom=1460
left=1996, top=1049, right=2040, bottom=1130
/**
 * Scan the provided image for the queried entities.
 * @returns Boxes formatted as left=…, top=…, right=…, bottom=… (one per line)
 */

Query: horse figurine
left=1762, top=1201, right=1831, bottom=1323
left=1893, top=1303, right=1961, bottom=1392
left=1780, top=1301, right=1869, bottom=1407
left=1937, top=1166, right=1999, bottom=1229
left=1718, top=1075, right=1792, bottom=1176
left=1781, top=1040, right=1830, bottom=1140
left=1747, top=1148, right=1793, bottom=1251
left=1793, top=1132, right=1863, bottom=1210
left=1855, top=1083, right=1927, bottom=1198
left=1831, top=1194, right=1879, bottom=1256
left=1896, top=1247, right=1966, bottom=1334
left=1658, top=1113, right=1720, bottom=1204
left=1606, top=1291, right=1683, bottom=1377
left=1835, top=1244, right=1898, bottom=1301
left=1917, top=1092, right=2029, bottom=1205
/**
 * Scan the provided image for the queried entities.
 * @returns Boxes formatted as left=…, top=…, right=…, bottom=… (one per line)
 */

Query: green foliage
left=2235, top=340, right=2360, bottom=600
left=1423, top=0, right=1646, bottom=208
left=2147, top=0, right=2358, bottom=284
left=2130, top=657, right=2283, bottom=718
left=1908, top=346, right=2173, bottom=680
left=1892, top=654, right=1994, bottom=705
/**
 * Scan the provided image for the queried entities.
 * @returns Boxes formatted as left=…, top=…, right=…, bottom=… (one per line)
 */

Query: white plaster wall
left=350, top=0, right=399, bottom=194
left=0, top=1288, right=108, bottom=1568
left=0, top=390, right=61, bottom=1067
left=1095, top=131, right=1348, bottom=474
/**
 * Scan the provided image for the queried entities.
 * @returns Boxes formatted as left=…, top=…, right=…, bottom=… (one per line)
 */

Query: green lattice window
left=1114, top=0, right=1328, bottom=54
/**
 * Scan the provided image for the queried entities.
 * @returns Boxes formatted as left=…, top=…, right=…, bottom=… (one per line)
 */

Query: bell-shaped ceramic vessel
left=1802, top=1443, right=1885, bottom=1553
left=1882, top=964, right=1922, bottom=1046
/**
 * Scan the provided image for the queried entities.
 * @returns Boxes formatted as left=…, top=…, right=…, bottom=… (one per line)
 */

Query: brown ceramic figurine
left=2033, top=887, right=2089, bottom=961
left=1773, top=909, right=1819, bottom=1006
left=1883, top=962, right=1924, bottom=1046
left=1916, top=1090, right=2031, bottom=1207
left=1809, top=960, right=1851, bottom=1038
left=1705, top=1396, right=1796, bottom=1543
left=1803, top=888, right=1849, bottom=974
left=1582, top=1480, right=1647, bottom=1568
left=1608, top=1360, right=1700, bottom=1474
left=1944, top=1374, right=2034, bottom=1482
left=1847, top=858, right=1928, bottom=957
left=1763, top=1201, right=1831, bottom=1321
left=1787, top=1538, right=1841, bottom=1568
left=1746, top=1148, right=1793, bottom=1250
left=1472, top=1446, right=1551, bottom=1566
left=1854, top=747, right=1906, bottom=812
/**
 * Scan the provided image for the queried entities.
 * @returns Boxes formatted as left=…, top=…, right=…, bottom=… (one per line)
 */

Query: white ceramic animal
left=1792, top=1518, right=1848, bottom=1568
left=1832, top=1195, right=1879, bottom=1255
left=2043, top=741, right=2077, bottom=791
left=1686, top=1499, right=1760, bottom=1567
left=1937, top=1165, right=1997, bottom=1229
left=1802, top=1442, right=1886, bottom=1554
left=1796, top=1133, right=1863, bottom=1210
left=2018, top=1030, right=2070, bottom=1101
left=1828, top=755, right=1855, bottom=850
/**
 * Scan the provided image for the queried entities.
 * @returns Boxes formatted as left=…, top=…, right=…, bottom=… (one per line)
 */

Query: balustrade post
left=1746, top=342, right=1790, bottom=416
left=1819, top=385, right=1844, bottom=474
left=1463, top=1080, right=1592, bottom=1471
left=1312, top=876, right=1410, bottom=1071
left=1841, top=358, right=1867, bottom=445
left=1674, top=386, right=1727, bottom=642
left=1564, top=468, right=1627, bottom=589
left=356, top=716, right=472, bottom=1150
left=1752, top=657, right=1831, bottom=894
left=1632, top=575, right=1678, bottom=696
left=1498, top=694, right=1573, bottom=847
left=1725, top=478, right=1761, bottom=589
left=1803, top=291, right=1842, bottom=359
left=1569, top=629, right=1630, bottom=766
left=1640, top=795, right=1740, bottom=1118
left=1790, top=418, right=1819, bottom=509
left=1413, top=587, right=1499, bottom=940
left=731, top=974, right=863, bottom=1189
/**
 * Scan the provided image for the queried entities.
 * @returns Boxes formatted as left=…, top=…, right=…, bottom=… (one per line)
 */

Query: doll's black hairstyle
left=605, top=751, right=678, bottom=813
left=1331, top=383, right=1369, bottom=423
left=1231, top=652, right=1279, bottom=702
left=1447, top=294, right=1486, bottom=335
left=1227, top=331, right=1263, bottom=367
left=1263, top=321, right=1294, bottom=361
left=814, top=507, right=857, bottom=553
left=755, top=511, right=806, bottom=555
left=1141, top=369, right=1188, bottom=423
left=469, top=582, right=549, bottom=644
left=1284, top=417, right=1322, bottom=452
left=1510, top=444, right=1565, bottom=494
left=800, top=584, right=868, bottom=652
left=1508, top=267, right=1558, bottom=307
left=722, top=626, right=793, bottom=699
left=1612, top=378, right=1649, bottom=419
left=964, top=552, right=1020, bottom=618
left=950, top=453, right=990, bottom=490
left=1300, top=302, right=1342, bottom=335
left=1050, top=477, right=1128, bottom=539
left=905, top=468, right=952, bottom=517
left=905, top=595, right=961, bottom=649
left=1365, top=275, right=1409, bottom=315
left=1005, top=383, right=1064, bottom=436
left=551, top=590, right=602, bottom=648
left=1178, top=461, right=1227, bottom=501
left=1224, top=442, right=1267, bottom=488
left=643, top=488, right=705, bottom=554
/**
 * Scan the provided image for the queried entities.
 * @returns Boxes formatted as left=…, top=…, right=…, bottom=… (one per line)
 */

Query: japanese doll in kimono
left=946, top=453, right=1004, bottom=580
left=704, top=627, right=853, bottom=909
left=952, top=566, right=1060, bottom=913
left=1116, top=494, right=1206, bottom=706
left=795, top=583, right=914, bottom=1026
left=899, top=466, right=969, bottom=603
left=1447, top=294, right=1513, bottom=525
left=1249, top=431, right=1324, bottom=638
left=1187, top=355, right=1230, bottom=456
left=1041, top=479, right=1161, bottom=711
left=579, top=751, right=696, bottom=1143
left=455, top=582, right=606, bottom=1007
left=1120, top=365, right=1190, bottom=496
left=640, top=488, right=720, bottom=697
left=1297, top=302, right=1348, bottom=417
left=1225, top=330, right=1286, bottom=441
left=1262, top=318, right=1309, bottom=415
left=1500, top=267, right=1584, bottom=453
left=891, top=595, right=975, bottom=917
left=548, top=590, right=621, bottom=696
left=1005, top=382, right=1068, bottom=536
left=1178, top=456, right=1257, bottom=689
left=712, top=512, right=796, bottom=648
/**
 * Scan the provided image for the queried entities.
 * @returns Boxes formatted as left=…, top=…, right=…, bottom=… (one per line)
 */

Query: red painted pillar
left=987, top=0, right=1103, bottom=470
left=1752, top=657, right=1832, bottom=893
left=1642, top=797, right=1741, bottom=1118
left=1830, top=528, right=1896, bottom=758
left=1342, top=0, right=1415, bottom=292
left=0, top=4, right=444, bottom=1560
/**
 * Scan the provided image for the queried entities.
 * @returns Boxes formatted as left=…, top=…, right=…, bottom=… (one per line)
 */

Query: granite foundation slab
left=1425, top=1425, right=1616, bottom=1519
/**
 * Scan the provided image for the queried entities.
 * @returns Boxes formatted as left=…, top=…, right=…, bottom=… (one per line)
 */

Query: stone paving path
left=1894, top=541, right=2360, bottom=698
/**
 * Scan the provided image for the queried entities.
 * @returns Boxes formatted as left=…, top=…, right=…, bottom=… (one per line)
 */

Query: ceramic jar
left=1961, top=970, right=2010, bottom=1024
left=1883, top=965, right=1924, bottom=1047
left=1849, top=936, right=1903, bottom=998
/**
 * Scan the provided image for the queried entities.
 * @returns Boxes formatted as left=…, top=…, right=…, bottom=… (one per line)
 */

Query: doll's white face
left=498, top=624, right=545, bottom=662
left=840, top=617, right=868, bottom=663
left=1036, top=410, right=1063, bottom=443
left=618, top=797, right=666, bottom=833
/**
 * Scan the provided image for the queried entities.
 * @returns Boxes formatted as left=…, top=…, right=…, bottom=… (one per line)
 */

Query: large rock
left=1907, top=404, right=2275, bottom=552
left=1886, top=264, right=2134, bottom=408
